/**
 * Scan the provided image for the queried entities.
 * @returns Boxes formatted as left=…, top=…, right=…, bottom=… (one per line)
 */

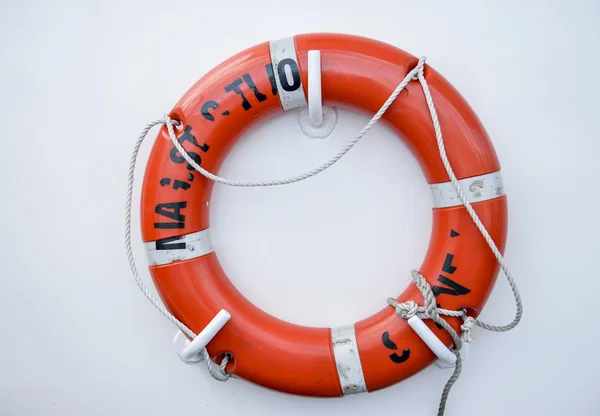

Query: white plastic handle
left=307, top=50, right=323, bottom=126
left=179, top=309, right=231, bottom=363
left=435, top=341, right=469, bottom=369
left=407, top=315, right=457, bottom=365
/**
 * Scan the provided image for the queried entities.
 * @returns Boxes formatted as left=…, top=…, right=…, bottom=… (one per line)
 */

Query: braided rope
left=125, top=120, right=229, bottom=382
left=383, top=63, right=523, bottom=415
left=416, top=68, right=522, bottom=333
left=163, top=58, right=425, bottom=187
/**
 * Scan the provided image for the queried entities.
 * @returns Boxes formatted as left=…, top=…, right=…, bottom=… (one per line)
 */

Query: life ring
left=140, top=33, right=507, bottom=397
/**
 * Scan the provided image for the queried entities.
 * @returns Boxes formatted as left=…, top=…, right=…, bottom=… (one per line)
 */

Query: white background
left=1, top=1, right=599, bottom=415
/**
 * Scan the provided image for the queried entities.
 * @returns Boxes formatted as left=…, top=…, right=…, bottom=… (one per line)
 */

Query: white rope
left=416, top=65, right=523, bottom=334
left=163, top=58, right=426, bottom=187
left=125, top=120, right=230, bottom=382
left=126, top=57, right=522, bottom=415
left=125, top=59, right=423, bottom=381
left=384, top=64, right=523, bottom=416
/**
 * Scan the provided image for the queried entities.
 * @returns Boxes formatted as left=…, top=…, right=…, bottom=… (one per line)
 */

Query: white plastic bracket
left=435, top=342, right=469, bottom=369
left=307, top=50, right=323, bottom=126
left=407, top=315, right=457, bottom=366
left=175, top=309, right=231, bottom=364
left=298, top=49, right=338, bottom=139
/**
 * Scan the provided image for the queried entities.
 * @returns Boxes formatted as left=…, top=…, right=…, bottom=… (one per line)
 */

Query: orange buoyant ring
left=140, top=33, right=507, bottom=397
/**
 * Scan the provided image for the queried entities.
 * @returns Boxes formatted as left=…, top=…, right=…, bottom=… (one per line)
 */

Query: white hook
left=435, top=342, right=469, bottom=369
left=407, top=315, right=457, bottom=366
left=307, top=50, right=323, bottom=126
left=178, top=309, right=231, bottom=363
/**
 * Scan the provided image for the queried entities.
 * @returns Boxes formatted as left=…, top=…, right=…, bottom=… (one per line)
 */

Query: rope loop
left=460, top=317, right=476, bottom=343
left=411, top=58, right=425, bottom=80
left=125, top=119, right=229, bottom=382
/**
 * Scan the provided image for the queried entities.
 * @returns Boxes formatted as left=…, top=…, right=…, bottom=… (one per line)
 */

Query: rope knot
left=403, top=300, right=419, bottom=318
left=410, top=270, right=438, bottom=318
left=411, top=57, right=427, bottom=80
left=386, top=298, right=420, bottom=319
left=460, top=316, right=476, bottom=343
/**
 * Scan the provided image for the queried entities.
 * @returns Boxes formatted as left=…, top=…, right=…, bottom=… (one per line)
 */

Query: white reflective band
left=145, top=229, right=213, bottom=266
left=430, top=170, right=504, bottom=208
left=269, top=36, right=307, bottom=111
left=331, top=325, right=367, bottom=395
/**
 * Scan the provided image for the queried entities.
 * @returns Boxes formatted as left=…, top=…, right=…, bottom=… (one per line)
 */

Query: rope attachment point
left=386, top=271, right=476, bottom=364
left=178, top=309, right=231, bottom=364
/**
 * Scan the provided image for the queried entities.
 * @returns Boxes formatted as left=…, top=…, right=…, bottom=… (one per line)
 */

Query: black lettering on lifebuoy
left=277, top=58, right=301, bottom=92
left=170, top=147, right=202, bottom=171
left=442, top=253, right=457, bottom=275
left=201, top=100, right=219, bottom=121
left=265, top=63, right=277, bottom=95
left=432, top=251, right=470, bottom=296
left=242, top=73, right=267, bottom=103
left=224, top=78, right=251, bottom=110
left=382, top=331, right=397, bottom=350
left=432, top=275, right=471, bottom=297
left=154, top=201, right=187, bottom=229
left=382, top=331, right=410, bottom=364
left=187, top=173, right=194, bottom=181
left=159, top=177, right=190, bottom=190
left=169, top=126, right=210, bottom=171
left=389, top=349, right=411, bottom=364
left=175, top=126, right=209, bottom=153
left=155, top=235, right=186, bottom=250
left=450, top=229, right=460, bottom=238
left=172, top=180, right=191, bottom=190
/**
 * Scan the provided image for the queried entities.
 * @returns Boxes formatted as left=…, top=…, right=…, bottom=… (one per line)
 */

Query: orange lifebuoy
left=140, top=33, right=507, bottom=397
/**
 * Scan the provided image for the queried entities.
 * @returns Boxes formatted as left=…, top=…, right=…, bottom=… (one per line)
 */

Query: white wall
left=1, top=1, right=599, bottom=415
